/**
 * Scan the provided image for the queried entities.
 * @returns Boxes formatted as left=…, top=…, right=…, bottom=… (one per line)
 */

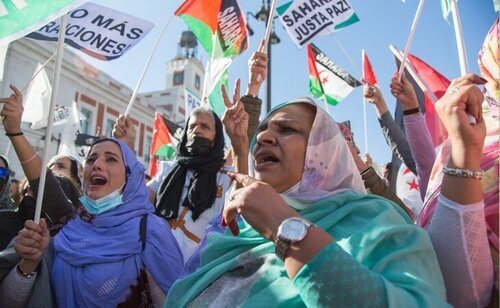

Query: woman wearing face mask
left=165, top=95, right=449, bottom=306
left=0, top=138, right=183, bottom=307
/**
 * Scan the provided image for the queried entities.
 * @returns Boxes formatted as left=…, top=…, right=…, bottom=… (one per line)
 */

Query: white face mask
left=79, top=183, right=125, bottom=215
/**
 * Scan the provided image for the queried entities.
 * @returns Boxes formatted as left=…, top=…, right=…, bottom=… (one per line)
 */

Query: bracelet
left=21, top=153, right=39, bottom=165
left=403, top=107, right=420, bottom=116
left=443, top=166, right=483, bottom=180
left=5, top=131, right=23, bottom=137
left=16, top=263, right=37, bottom=279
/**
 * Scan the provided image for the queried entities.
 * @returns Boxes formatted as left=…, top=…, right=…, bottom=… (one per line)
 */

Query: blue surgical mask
left=79, top=185, right=124, bottom=215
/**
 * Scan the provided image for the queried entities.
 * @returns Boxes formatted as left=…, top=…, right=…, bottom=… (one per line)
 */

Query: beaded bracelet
left=443, top=166, right=483, bottom=180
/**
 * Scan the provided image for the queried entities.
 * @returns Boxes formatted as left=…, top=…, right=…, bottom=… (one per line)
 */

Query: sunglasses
left=0, top=167, right=12, bottom=179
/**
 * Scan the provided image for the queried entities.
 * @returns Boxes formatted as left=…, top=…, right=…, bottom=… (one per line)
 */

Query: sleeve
left=147, top=161, right=175, bottom=194
left=0, top=266, right=37, bottom=307
left=240, top=95, right=262, bottom=141
left=293, top=218, right=448, bottom=307
left=141, top=215, right=183, bottom=293
left=404, top=114, right=436, bottom=201
left=378, top=111, right=417, bottom=175
left=361, top=167, right=413, bottom=219
left=427, top=195, right=494, bottom=307
left=29, top=169, right=75, bottom=235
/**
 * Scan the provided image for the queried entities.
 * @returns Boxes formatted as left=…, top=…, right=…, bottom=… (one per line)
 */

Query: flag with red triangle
left=362, top=49, right=377, bottom=85
left=175, top=0, right=248, bottom=109
left=307, top=43, right=361, bottom=106
left=148, top=113, right=182, bottom=176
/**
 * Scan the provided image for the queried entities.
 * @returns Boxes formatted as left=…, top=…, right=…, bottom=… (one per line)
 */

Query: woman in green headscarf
left=166, top=96, right=449, bottom=307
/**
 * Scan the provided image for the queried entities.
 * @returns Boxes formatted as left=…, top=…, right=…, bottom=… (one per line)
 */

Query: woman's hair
left=54, top=174, right=83, bottom=209
left=190, top=106, right=215, bottom=122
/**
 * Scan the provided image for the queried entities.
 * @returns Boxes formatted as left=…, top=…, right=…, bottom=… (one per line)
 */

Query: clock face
left=282, top=218, right=307, bottom=242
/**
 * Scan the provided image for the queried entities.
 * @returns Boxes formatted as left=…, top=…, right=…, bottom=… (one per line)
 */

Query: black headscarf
left=155, top=111, right=225, bottom=221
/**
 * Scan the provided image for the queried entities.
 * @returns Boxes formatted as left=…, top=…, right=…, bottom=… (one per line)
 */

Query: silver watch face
left=281, top=218, right=307, bottom=242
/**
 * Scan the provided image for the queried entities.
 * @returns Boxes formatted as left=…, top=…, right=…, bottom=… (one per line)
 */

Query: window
left=173, top=71, right=184, bottom=86
left=144, top=136, right=152, bottom=163
left=105, top=119, right=115, bottom=138
left=80, top=108, right=92, bottom=134
left=195, top=74, right=201, bottom=90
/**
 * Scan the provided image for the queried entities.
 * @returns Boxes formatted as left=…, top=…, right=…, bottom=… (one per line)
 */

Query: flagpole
left=262, top=0, right=277, bottom=54
left=34, top=14, right=68, bottom=224
left=449, top=0, right=475, bottom=123
left=397, top=0, right=425, bottom=81
left=125, top=15, right=173, bottom=117
left=363, top=97, right=369, bottom=154
left=200, top=59, right=210, bottom=106
left=330, top=31, right=359, bottom=73
left=21, top=50, right=59, bottom=93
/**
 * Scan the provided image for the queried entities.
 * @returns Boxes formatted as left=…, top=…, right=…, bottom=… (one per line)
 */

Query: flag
left=184, top=88, right=201, bottom=120
left=277, top=0, right=359, bottom=48
left=396, top=163, right=424, bottom=217
left=148, top=113, right=182, bottom=176
left=478, top=18, right=499, bottom=100
left=390, top=45, right=449, bottom=148
left=175, top=0, right=248, bottom=96
left=362, top=49, right=377, bottom=85
left=207, top=69, right=229, bottom=116
left=58, top=101, right=85, bottom=162
left=0, top=0, right=88, bottom=45
left=22, top=63, right=52, bottom=129
left=307, top=43, right=361, bottom=106
left=26, top=2, right=154, bottom=61
left=439, top=0, right=452, bottom=21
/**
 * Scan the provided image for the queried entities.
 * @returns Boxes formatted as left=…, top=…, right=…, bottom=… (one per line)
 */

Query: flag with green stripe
left=0, top=0, right=87, bottom=45
left=307, top=43, right=361, bottom=106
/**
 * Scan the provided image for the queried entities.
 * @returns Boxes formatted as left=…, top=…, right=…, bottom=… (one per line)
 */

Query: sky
left=84, top=0, right=497, bottom=165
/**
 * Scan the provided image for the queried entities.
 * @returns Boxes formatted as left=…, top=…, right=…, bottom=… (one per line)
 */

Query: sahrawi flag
left=149, top=113, right=182, bottom=176
left=26, top=2, right=154, bottom=61
left=277, top=0, right=359, bottom=48
left=0, top=0, right=88, bottom=45
left=307, top=43, right=361, bottom=105
left=175, top=0, right=248, bottom=111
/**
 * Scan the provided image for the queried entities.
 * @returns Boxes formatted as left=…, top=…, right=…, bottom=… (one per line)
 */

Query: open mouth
left=90, top=175, right=108, bottom=186
left=255, top=151, right=280, bottom=170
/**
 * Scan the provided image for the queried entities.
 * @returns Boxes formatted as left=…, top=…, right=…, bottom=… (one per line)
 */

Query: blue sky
left=86, top=0, right=497, bottom=165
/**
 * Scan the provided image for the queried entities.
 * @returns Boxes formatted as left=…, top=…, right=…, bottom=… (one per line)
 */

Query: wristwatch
left=275, top=217, right=315, bottom=260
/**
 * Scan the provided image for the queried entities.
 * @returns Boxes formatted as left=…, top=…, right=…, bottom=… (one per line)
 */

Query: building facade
left=0, top=36, right=203, bottom=179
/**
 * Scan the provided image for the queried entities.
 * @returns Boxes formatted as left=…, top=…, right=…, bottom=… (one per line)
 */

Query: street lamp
left=247, top=0, right=281, bottom=113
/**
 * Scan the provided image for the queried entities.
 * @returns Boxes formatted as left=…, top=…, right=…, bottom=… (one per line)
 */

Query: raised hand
left=247, top=39, right=268, bottom=97
left=221, top=79, right=249, bottom=154
left=113, top=114, right=136, bottom=150
left=436, top=74, right=487, bottom=169
left=222, top=172, right=298, bottom=240
left=390, top=73, right=419, bottom=110
left=0, top=84, right=24, bottom=134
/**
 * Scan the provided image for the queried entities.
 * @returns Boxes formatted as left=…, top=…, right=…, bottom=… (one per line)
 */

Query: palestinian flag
left=175, top=0, right=248, bottom=106
left=307, top=43, right=361, bottom=106
left=148, top=113, right=182, bottom=176
left=362, top=49, right=378, bottom=85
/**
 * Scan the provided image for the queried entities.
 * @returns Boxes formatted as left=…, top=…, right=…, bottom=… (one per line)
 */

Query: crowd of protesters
left=0, top=23, right=497, bottom=308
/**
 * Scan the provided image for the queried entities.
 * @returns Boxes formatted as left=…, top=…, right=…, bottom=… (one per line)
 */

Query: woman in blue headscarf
left=0, top=138, right=183, bottom=307
left=166, top=96, right=449, bottom=307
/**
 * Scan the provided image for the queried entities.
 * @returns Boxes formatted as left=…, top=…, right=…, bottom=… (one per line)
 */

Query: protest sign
left=27, top=2, right=154, bottom=60
left=184, top=88, right=201, bottom=120
left=277, top=0, right=359, bottom=48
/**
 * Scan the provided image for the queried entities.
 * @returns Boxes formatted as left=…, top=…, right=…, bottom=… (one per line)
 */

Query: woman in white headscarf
left=166, top=96, right=449, bottom=307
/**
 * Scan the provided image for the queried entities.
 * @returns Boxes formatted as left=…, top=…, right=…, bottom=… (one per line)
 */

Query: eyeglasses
left=0, top=167, right=12, bottom=179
